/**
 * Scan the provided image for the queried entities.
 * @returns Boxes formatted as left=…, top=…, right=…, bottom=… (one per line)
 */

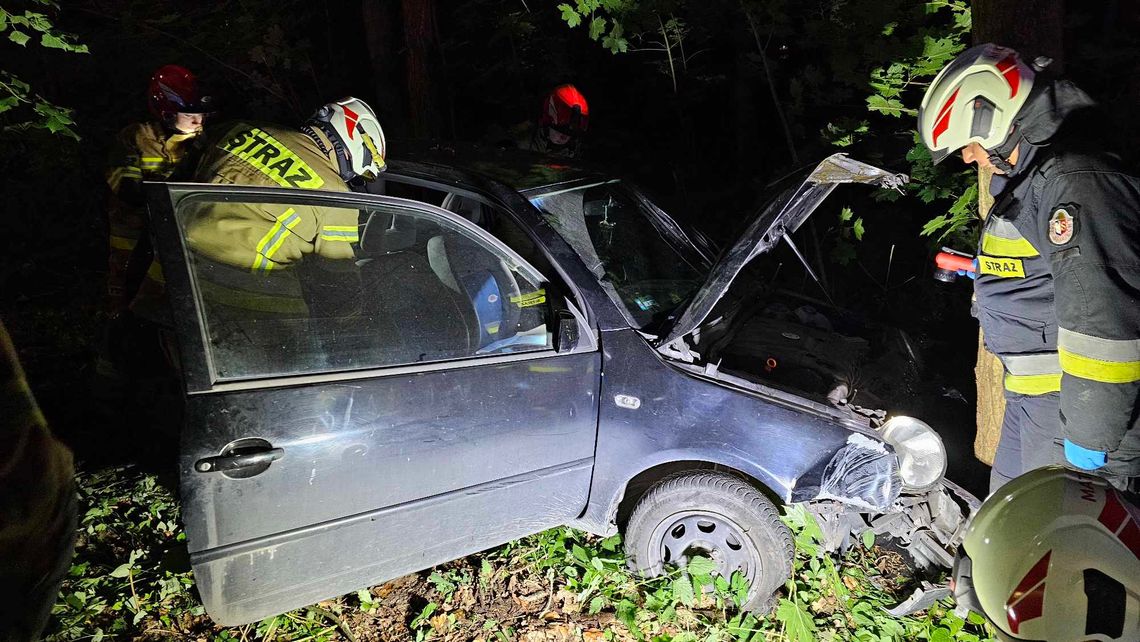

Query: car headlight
left=879, top=416, right=947, bottom=492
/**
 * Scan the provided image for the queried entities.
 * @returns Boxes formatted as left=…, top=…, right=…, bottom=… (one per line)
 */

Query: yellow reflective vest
left=105, top=121, right=201, bottom=319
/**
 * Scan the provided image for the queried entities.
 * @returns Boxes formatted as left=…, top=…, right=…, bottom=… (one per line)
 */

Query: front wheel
left=623, top=471, right=793, bottom=613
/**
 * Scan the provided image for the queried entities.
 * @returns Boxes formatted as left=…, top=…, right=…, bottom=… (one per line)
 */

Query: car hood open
left=656, top=154, right=908, bottom=352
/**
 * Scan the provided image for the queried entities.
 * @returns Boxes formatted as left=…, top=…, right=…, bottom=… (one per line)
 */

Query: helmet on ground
left=918, top=44, right=1035, bottom=164
left=953, top=466, right=1140, bottom=641
left=538, top=84, right=589, bottom=146
left=148, top=65, right=214, bottom=119
left=307, top=97, right=387, bottom=182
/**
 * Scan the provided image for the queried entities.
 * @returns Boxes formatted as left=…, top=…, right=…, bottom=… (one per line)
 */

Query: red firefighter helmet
left=538, top=84, right=589, bottom=140
left=148, top=65, right=214, bottom=120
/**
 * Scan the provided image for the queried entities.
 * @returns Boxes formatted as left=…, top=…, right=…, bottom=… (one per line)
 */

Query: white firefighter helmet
left=955, top=466, right=1140, bottom=641
left=918, top=43, right=1036, bottom=164
left=309, top=97, right=387, bottom=181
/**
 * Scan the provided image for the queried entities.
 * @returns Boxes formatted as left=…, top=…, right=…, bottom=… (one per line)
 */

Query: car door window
left=174, top=194, right=554, bottom=381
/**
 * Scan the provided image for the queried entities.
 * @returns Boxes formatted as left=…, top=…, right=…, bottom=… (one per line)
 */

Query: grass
left=44, top=466, right=995, bottom=642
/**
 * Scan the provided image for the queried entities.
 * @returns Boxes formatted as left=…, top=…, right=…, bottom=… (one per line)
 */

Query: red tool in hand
left=933, top=248, right=976, bottom=282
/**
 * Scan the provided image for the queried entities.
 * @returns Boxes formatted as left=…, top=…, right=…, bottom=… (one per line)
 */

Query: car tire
left=623, top=471, right=793, bottom=614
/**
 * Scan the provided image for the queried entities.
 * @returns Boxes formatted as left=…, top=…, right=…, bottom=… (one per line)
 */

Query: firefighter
left=186, top=98, right=386, bottom=371
left=951, top=466, right=1139, bottom=641
left=96, top=65, right=214, bottom=434
left=105, top=64, right=214, bottom=321
left=919, top=44, right=1140, bottom=491
left=0, top=320, right=75, bottom=642
left=532, top=84, right=589, bottom=157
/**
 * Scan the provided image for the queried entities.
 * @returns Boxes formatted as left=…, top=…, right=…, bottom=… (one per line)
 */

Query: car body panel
left=149, top=183, right=602, bottom=626
left=571, top=327, right=869, bottom=535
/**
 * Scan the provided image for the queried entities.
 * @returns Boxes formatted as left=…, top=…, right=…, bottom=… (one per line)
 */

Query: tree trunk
left=361, top=0, right=408, bottom=133
left=401, top=0, right=441, bottom=138
left=973, top=168, right=1006, bottom=465
left=969, top=0, right=1063, bottom=465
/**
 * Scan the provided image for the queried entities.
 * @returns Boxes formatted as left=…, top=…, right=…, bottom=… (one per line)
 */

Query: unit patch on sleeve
left=1048, top=207, right=1075, bottom=245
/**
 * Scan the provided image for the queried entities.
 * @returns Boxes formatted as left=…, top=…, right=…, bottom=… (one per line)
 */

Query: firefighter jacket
left=186, top=122, right=358, bottom=320
left=975, top=144, right=1063, bottom=397
left=190, top=121, right=356, bottom=269
left=976, top=81, right=1140, bottom=477
left=105, top=121, right=201, bottom=316
left=0, top=321, right=75, bottom=638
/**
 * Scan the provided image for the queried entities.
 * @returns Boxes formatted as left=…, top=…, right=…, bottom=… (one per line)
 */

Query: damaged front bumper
left=798, top=431, right=981, bottom=571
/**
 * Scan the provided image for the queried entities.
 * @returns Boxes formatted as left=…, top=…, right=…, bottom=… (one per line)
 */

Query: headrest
left=360, top=210, right=416, bottom=255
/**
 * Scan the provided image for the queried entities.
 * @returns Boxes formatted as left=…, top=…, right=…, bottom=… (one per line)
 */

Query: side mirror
left=553, top=308, right=579, bottom=353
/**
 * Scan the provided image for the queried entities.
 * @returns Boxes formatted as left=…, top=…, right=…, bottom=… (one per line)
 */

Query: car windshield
left=528, top=180, right=710, bottom=328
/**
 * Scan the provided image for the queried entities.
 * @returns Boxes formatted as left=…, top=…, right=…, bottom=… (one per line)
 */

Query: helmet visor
left=930, top=146, right=954, bottom=165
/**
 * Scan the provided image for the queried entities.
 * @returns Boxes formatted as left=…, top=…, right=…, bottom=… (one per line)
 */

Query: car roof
left=385, top=139, right=608, bottom=193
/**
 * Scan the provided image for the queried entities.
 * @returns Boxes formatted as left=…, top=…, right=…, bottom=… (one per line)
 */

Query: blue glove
left=955, top=258, right=979, bottom=280
left=1064, top=439, right=1107, bottom=470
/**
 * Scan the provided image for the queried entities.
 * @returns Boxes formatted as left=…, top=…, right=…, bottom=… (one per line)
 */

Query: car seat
left=357, top=210, right=479, bottom=363
left=441, top=193, right=495, bottom=229
left=426, top=233, right=522, bottom=349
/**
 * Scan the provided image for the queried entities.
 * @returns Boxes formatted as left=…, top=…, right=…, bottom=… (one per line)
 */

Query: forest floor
left=42, top=465, right=995, bottom=642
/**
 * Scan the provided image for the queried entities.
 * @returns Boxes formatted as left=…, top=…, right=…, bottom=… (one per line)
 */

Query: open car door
left=147, top=182, right=601, bottom=625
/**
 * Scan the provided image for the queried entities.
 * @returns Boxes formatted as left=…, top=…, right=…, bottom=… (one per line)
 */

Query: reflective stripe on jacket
left=105, top=121, right=201, bottom=317
left=187, top=122, right=357, bottom=319
left=190, top=122, right=355, bottom=271
left=974, top=149, right=1061, bottom=396
left=1023, top=150, right=1140, bottom=474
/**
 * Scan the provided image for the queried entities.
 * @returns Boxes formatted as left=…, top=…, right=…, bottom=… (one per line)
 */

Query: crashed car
left=146, top=150, right=978, bottom=626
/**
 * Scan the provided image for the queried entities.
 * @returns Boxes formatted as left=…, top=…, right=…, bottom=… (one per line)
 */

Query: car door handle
left=195, top=448, right=284, bottom=474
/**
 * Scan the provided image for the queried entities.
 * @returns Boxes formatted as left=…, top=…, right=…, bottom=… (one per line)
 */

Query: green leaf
left=588, top=16, right=607, bottom=40
left=861, top=529, right=875, bottom=549
left=616, top=598, right=642, bottom=640
left=839, top=207, right=853, bottom=222
left=866, top=94, right=908, bottom=118
left=672, top=575, right=695, bottom=606
left=602, top=33, right=628, bottom=54
left=853, top=218, right=865, bottom=241
left=109, top=563, right=132, bottom=578
left=572, top=544, right=590, bottom=563
left=775, top=598, right=816, bottom=642
left=558, top=4, right=581, bottom=27
left=589, top=596, right=605, bottom=614
left=929, top=627, right=953, bottom=642
left=410, top=602, right=438, bottom=629
left=40, top=32, right=86, bottom=52
left=9, top=29, right=29, bottom=46
left=686, top=555, right=717, bottom=578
